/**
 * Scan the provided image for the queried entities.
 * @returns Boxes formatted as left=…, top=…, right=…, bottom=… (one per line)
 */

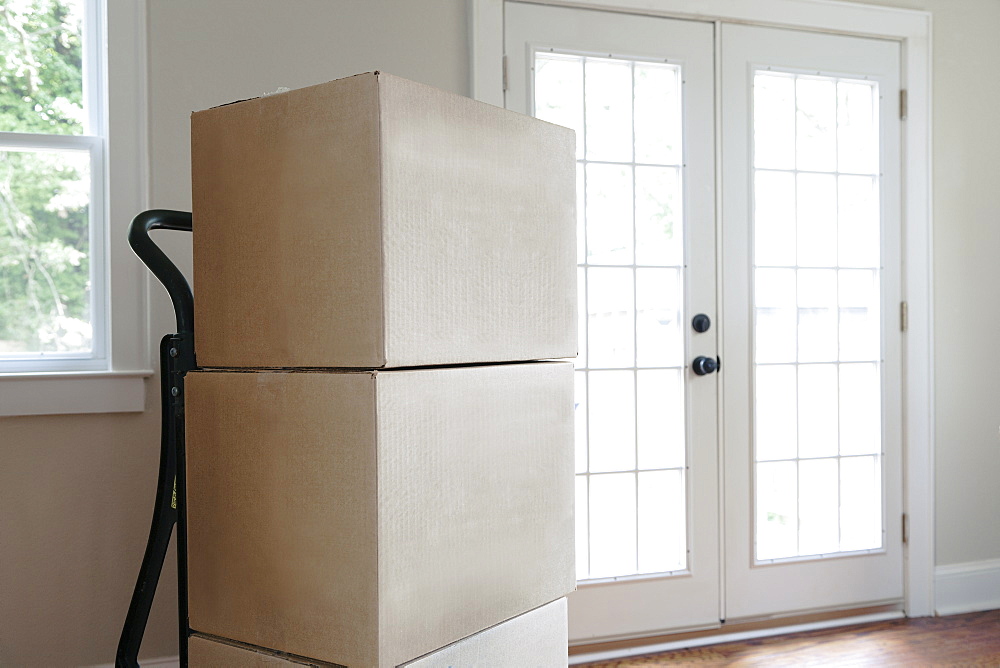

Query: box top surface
left=192, top=70, right=573, bottom=136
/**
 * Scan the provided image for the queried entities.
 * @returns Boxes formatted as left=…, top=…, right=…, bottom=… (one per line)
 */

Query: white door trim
left=471, top=0, right=934, bottom=618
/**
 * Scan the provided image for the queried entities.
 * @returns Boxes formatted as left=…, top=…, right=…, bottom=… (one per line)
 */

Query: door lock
left=692, top=356, right=720, bottom=376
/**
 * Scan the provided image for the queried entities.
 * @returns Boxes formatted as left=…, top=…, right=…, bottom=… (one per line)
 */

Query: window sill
left=0, top=370, right=153, bottom=417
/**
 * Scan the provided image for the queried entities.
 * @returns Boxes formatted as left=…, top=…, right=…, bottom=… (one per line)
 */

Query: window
left=1, top=0, right=106, bottom=371
left=0, top=0, right=150, bottom=415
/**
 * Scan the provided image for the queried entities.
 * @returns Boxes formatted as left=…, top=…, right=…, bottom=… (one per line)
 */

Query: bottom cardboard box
left=187, top=362, right=575, bottom=666
left=188, top=598, right=568, bottom=667
left=188, top=635, right=327, bottom=666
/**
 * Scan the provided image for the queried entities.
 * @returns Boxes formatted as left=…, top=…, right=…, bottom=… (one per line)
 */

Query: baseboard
left=935, top=558, right=1000, bottom=616
left=89, top=566, right=1000, bottom=668
left=89, top=656, right=179, bottom=668
left=568, top=611, right=904, bottom=665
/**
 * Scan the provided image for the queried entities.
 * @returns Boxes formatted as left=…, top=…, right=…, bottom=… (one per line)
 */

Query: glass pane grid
left=536, top=50, right=688, bottom=581
left=752, top=70, right=884, bottom=563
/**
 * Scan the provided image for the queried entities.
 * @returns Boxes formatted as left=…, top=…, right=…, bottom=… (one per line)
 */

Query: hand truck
left=116, top=210, right=195, bottom=668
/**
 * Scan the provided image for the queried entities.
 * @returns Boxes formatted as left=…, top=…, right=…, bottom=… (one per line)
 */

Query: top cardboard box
left=192, top=72, right=576, bottom=368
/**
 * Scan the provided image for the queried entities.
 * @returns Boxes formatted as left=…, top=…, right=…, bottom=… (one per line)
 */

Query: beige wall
left=838, top=0, right=1000, bottom=564
left=0, top=1, right=468, bottom=666
left=922, top=0, right=1000, bottom=565
left=2, top=0, right=997, bottom=665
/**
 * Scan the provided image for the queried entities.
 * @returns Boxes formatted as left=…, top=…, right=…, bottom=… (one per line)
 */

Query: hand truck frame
left=116, top=209, right=195, bottom=668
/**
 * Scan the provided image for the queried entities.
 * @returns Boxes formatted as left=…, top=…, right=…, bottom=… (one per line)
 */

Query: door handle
left=692, top=356, right=720, bottom=376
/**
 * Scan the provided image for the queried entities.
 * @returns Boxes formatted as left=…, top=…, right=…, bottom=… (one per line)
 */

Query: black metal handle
left=128, top=210, right=194, bottom=335
left=119, top=210, right=195, bottom=668
left=692, top=355, right=719, bottom=375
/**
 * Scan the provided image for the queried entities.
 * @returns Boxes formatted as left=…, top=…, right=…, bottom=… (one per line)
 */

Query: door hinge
left=902, top=513, right=909, bottom=544
left=502, top=55, right=509, bottom=92
left=900, top=89, right=908, bottom=120
left=900, top=301, right=909, bottom=332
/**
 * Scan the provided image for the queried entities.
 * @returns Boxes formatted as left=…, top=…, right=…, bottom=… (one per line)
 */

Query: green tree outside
left=1, top=0, right=91, bottom=354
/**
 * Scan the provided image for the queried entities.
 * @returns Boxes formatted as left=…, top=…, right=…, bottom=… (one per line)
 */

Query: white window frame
left=471, top=0, right=935, bottom=618
left=0, top=0, right=152, bottom=415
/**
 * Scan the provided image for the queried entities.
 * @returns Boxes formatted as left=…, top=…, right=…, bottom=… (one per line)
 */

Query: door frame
left=471, top=0, right=934, bottom=618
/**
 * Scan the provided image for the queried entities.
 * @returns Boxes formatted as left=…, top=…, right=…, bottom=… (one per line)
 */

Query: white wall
left=1, top=0, right=997, bottom=664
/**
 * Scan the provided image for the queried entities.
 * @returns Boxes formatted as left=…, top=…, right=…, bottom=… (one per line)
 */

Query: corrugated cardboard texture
left=192, top=73, right=385, bottom=367
left=378, top=74, right=576, bottom=367
left=404, top=599, right=568, bottom=668
left=192, top=72, right=576, bottom=368
left=187, top=599, right=567, bottom=668
left=376, top=363, right=574, bottom=666
left=186, top=371, right=379, bottom=667
left=186, top=363, right=575, bottom=667
left=188, top=635, right=337, bottom=667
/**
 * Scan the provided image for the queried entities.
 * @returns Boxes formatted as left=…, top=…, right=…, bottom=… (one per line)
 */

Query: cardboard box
left=192, top=72, right=576, bottom=369
left=403, top=598, right=568, bottom=667
left=187, top=599, right=568, bottom=667
left=186, top=362, right=575, bottom=667
left=188, top=636, right=328, bottom=667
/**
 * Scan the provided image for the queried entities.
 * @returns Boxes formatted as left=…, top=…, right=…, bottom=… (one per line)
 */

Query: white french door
left=506, top=2, right=721, bottom=641
left=721, top=23, right=903, bottom=620
left=506, top=1, right=903, bottom=644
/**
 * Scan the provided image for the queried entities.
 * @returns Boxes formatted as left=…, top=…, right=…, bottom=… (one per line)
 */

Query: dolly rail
left=117, top=210, right=195, bottom=668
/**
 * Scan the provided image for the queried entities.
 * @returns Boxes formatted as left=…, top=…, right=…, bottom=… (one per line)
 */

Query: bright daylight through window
left=534, top=51, right=689, bottom=581
left=752, top=71, right=884, bottom=561
left=1, top=0, right=104, bottom=367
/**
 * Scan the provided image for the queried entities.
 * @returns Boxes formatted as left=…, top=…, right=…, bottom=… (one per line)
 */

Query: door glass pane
left=586, top=163, right=633, bottom=265
left=635, top=165, right=682, bottom=266
left=798, top=458, right=840, bottom=555
left=797, top=364, right=839, bottom=459
left=755, top=365, right=797, bottom=461
left=636, top=268, right=682, bottom=367
left=753, top=74, right=795, bottom=170
left=756, top=461, right=798, bottom=561
left=795, top=77, right=837, bottom=172
left=535, top=51, right=687, bottom=580
left=534, top=53, right=585, bottom=159
left=754, top=170, right=796, bottom=266
left=796, top=173, right=837, bottom=267
left=638, top=470, right=686, bottom=573
left=575, top=476, right=590, bottom=579
left=588, top=370, right=636, bottom=473
left=585, top=58, right=633, bottom=163
left=587, top=267, right=634, bottom=368
left=837, top=82, right=878, bottom=174
left=840, top=455, right=882, bottom=551
left=575, top=370, right=588, bottom=474
left=589, top=473, right=637, bottom=578
left=752, top=70, right=883, bottom=561
left=637, top=369, right=684, bottom=469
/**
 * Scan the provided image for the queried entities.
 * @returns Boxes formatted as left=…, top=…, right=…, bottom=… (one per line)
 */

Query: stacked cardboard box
left=187, top=599, right=568, bottom=667
left=186, top=73, right=577, bottom=667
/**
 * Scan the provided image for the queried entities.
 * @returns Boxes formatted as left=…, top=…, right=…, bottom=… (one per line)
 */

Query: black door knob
left=692, top=356, right=719, bottom=376
left=692, top=313, right=711, bottom=333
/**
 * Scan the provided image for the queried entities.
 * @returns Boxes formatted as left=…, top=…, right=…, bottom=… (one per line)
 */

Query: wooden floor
left=581, top=610, right=1000, bottom=667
